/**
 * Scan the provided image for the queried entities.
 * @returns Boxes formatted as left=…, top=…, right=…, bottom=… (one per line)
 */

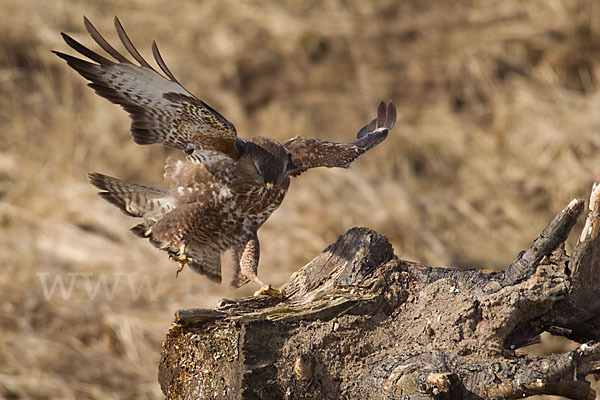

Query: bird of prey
left=53, top=16, right=396, bottom=297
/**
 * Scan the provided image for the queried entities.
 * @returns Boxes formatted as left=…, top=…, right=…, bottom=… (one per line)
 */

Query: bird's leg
left=234, top=233, right=284, bottom=298
left=231, top=250, right=251, bottom=288
left=176, top=261, right=185, bottom=277
left=169, top=244, right=193, bottom=277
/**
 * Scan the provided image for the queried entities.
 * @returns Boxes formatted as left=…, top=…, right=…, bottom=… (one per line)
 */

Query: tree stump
left=158, top=180, right=600, bottom=399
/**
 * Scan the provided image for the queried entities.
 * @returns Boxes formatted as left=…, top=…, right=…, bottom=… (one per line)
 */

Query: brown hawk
left=54, top=17, right=397, bottom=297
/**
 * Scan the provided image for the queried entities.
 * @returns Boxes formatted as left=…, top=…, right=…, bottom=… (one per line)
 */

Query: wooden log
left=159, top=183, right=600, bottom=399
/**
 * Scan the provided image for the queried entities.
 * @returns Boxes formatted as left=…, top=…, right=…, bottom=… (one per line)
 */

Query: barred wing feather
left=53, top=16, right=239, bottom=164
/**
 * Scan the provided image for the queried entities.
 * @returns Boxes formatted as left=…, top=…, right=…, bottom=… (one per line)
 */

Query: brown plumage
left=54, top=17, right=397, bottom=296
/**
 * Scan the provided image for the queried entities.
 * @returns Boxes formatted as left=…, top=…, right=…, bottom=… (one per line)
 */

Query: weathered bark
left=159, top=181, right=600, bottom=399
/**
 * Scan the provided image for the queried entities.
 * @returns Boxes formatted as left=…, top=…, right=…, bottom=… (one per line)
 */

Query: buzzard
left=54, top=17, right=396, bottom=297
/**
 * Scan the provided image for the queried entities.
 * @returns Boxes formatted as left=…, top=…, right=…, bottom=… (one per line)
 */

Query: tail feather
left=88, top=172, right=175, bottom=221
left=183, top=237, right=222, bottom=284
left=188, top=255, right=222, bottom=284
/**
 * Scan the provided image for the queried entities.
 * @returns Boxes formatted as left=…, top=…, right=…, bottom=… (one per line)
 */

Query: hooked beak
left=265, top=182, right=274, bottom=192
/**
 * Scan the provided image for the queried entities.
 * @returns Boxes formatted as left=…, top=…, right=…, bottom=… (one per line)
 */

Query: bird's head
left=236, top=137, right=291, bottom=192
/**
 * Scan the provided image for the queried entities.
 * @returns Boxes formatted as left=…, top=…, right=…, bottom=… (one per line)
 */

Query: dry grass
left=2, top=0, right=600, bottom=398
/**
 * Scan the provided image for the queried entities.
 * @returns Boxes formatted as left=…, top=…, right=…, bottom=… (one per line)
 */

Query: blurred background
left=1, top=0, right=600, bottom=398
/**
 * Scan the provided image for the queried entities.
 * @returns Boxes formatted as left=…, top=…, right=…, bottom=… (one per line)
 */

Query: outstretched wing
left=53, top=16, right=239, bottom=164
left=284, top=101, right=396, bottom=177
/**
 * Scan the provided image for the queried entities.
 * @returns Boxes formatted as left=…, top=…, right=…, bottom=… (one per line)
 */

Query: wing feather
left=84, top=16, right=131, bottom=63
left=150, top=203, right=201, bottom=249
left=284, top=101, right=397, bottom=177
left=53, top=17, right=239, bottom=164
left=351, top=101, right=397, bottom=150
left=60, top=32, right=113, bottom=65
left=283, top=138, right=365, bottom=176
left=113, top=16, right=156, bottom=71
left=151, top=41, right=180, bottom=84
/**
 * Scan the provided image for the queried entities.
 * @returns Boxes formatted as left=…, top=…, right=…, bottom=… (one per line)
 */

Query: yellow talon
left=253, top=284, right=284, bottom=298
left=176, top=261, right=186, bottom=277
left=169, top=245, right=192, bottom=277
